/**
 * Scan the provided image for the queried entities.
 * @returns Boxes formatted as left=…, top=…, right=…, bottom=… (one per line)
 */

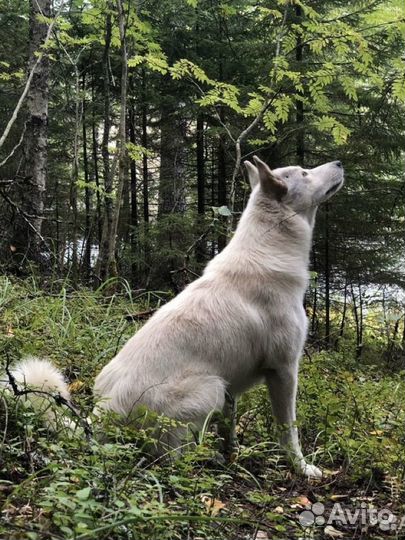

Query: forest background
left=0, top=1, right=405, bottom=539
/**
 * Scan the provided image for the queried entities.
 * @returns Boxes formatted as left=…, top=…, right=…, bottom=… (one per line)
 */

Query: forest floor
left=1, top=276, right=405, bottom=540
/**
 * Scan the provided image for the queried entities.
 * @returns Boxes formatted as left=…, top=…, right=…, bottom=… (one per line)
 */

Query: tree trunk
left=141, top=71, right=150, bottom=281
left=324, top=202, right=331, bottom=347
left=70, top=64, right=81, bottom=285
left=350, top=281, right=363, bottom=358
left=97, top=10, right=113, bottom=282
left=334, top=276, right=348, bottom=350
left=141, top=69, right=149, bottom=224
left=105, top=0, right=128, bottom=278
left=357, top=282, right=364, bottom=358
left=217, top=106, right=227, bottom=252
left=339, top=278, right=348, bottom=338
left=91, top=72, right=102, bottom=246
left=128, top=103, right=138, bottom=282
left=197, top=114, right=205, bottom=216
left=129, top=104, right=138, bottom=237
left=311, top=271, right=318, bottom=337
left=12, top=0, right=51, bottom=268
left=157, top=80, right=187, bottom=287
left=195, top=113, right=206, bottom=263
left=210, top=144, right=216, bottom=258
left=158, top=100, right=187, bottom=216
left=82, top=74, right=92, bottom=280
left=401, top=313, right=405, bottom=363
left=55, top=177, right=61, bottom=272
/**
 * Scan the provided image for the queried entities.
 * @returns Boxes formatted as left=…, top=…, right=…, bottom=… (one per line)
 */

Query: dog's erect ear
left=244, top=160, right=259, bottom=190
left=252, top=155, right=288, bottom=201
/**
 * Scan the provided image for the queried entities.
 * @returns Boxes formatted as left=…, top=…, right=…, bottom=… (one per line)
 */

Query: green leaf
left=273, top=95, right=293, bottom=123
left=76, top=487, right=91, bottom=500
left=126, top=142, right=153, bottom=161
left=128, top=55, right=145, bottom=68
left=145, top=52, right=169, bottom=74
left=218, top=206, right=232, bottom=217
left=263, top=110, right=277, bottom=134
left=392, top=76, right=405, bottom=102
left=315, top=115, right=350, bottom=145
left=341, top=76, right=358, bottom=102
left=211, top=206, right=232, bottom=217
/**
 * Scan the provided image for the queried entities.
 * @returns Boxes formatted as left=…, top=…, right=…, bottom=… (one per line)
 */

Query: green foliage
left=1, top=0, right=403, bottom=295
left=315, top=115, right=351, bottom=145
left=1, top=278, right=405, bottom=539
left=128, top=51, right=169, bottom=74
left=126, top=142, right=152, bottom=161
left=212, top=205, right=232, bottom=217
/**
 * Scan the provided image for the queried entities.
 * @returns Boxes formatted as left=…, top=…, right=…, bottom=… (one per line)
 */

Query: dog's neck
left=241, top=192, right=313, bottom=251
left=205, top=195, right=314, bottom=294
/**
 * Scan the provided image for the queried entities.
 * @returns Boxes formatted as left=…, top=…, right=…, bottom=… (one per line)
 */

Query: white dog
left=10, top=156, right=344, bottom=478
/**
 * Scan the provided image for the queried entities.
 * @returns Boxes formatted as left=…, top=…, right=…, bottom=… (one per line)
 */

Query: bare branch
left=0, top=2, right=65, bottom=151
left=0, top=122, right=27, bottom=169
left=0, top=189, right=49, bottom=249
left=227, top=4, right=290, bottom=229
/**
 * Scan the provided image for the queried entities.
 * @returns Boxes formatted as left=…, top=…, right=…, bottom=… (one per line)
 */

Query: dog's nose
left=334, top=161, right=342, bottom=168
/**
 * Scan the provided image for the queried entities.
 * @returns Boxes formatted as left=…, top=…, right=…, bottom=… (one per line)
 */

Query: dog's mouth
left=325, top=179, right=343, bottom=197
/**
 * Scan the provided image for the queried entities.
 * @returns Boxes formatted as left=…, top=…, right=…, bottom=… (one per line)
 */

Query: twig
left=0, top=122, right=27, bottom=169
left=125, top=308, right=157, bottom=322
left=227, top=4, right=290, bottom=229
left=169, top=221, right=216, bottom=282
left=0, top=189, right=49, bottom=249
left=3, top=353, right=92, bottom=441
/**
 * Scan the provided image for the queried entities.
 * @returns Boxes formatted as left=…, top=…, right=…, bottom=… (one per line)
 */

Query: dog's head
left=245, top=156, right=344, bottom=222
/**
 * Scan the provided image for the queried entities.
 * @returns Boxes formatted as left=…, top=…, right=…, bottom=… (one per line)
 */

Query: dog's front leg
left=265, top=368, right=322, bottom=479
left=218, top=392, right=238, bottom=458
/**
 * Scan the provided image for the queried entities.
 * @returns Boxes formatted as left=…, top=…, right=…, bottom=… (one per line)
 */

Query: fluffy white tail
left=5, top=357, right=73, bottom=431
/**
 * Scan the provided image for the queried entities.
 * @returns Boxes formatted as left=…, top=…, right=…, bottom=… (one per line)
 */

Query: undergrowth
left=1, top=276, right=405, bottom=539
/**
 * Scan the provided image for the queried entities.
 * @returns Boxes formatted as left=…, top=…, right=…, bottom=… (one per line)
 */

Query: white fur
left=11, top=157, right=344, bottom=478
left=5, top=357, right=72, bottom=430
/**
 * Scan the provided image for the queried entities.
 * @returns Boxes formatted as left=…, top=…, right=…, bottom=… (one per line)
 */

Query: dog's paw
left=300, top=462, right=323, bottom=479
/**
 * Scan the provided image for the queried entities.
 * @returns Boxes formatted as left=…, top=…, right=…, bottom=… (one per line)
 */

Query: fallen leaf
left=370, top=430, right=384, bottom=436
left=6, top=325, right=14, bottom=337
left=255, top=531, right=269, bottom=540
left=293, top=495, right=311, bottom=508
left=69, top=380, right=85, bottom=393
left=322, top=469, right=341, bottom=477
left=330, top=494, right=349, bottom=501
left=273, top=506, right=284, bottom=514
left=324, top=525, right=344, bottom=538
left=200, top=495, right=226, bottom=516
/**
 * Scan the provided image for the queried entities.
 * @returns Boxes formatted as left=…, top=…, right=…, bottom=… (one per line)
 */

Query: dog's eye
left=285, top=175, right=289, bottom=179
left=302, top=171, right=308, bottom=177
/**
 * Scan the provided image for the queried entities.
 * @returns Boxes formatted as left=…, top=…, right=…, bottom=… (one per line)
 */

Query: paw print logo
left=299, top=502, right=325, bottom=527
left=378, top=509, right=396, bottom=531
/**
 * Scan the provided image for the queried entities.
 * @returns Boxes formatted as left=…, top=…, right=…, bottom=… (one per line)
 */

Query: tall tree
left=97, top=8, right=113, bottom=281
left=11, top=0, right=52, bottom=267
left=107, top=0, right=129, bottom=277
